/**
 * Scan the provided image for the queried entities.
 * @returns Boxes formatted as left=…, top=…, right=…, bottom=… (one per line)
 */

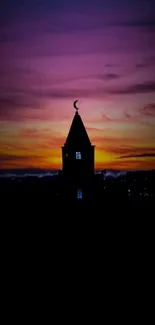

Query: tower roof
left=64, top=111, right=91, bottom=147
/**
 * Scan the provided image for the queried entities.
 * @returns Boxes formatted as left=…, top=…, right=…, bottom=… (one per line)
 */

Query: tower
left=62, top=101, right=95, bottom=182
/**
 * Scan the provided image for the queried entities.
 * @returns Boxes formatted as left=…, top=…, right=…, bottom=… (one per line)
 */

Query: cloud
left=124, top=111, right=133, bottom=119
left=105, top=64, right=122, bottom=67
left=41, top=16, right=155, bottom=35
left=52, top=73, right=121, bottom=86
left=102, top=114, right=114, bottom=122
left=99, top=73, right=120, bottom=80
left=38, top=80, right=155, bottom=100
left=120, top=153, right=155, bottom=159
left=0, top=154, right=26, bottom=162
left=146, top=56, right=155, bottom=65
left=19, top=128, right=64, bottom=146
left=0, top=89, right=69, bottom=122
left=99, top=103, right=155, bottom=127
left=135, top=56, right=155, bottom=69
left=86, top=127, right=101, bottom=132
left=107, top=146, right=155, bottom=159
left=98, top=145, right=155, bottom=159
left=101, top=110, right=140, bottom=123
left=91, top=136, right=138, bottom=149
left=110, top=18, right=155, bottom=28
left=0, top=153, right=44, bottom=162
left=29, top=88, right=99, bottom=99
left=0, top=83, right=155, bottom=124
left=0, top=152, right=47, bottom=169
left=140, top=103, right=155, bottom=117
left=135, top=63, right=148, bottom=69
left=111, top=81, right=155, bottom=95
left=0, top=93, right=42, bottom=121
left=0, top=94, right=40, bottom=109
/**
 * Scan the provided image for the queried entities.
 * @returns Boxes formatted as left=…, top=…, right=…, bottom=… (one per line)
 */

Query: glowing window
left=76, top=152, right=81, bottom=159
left=77, top=189, right=82, bottom=199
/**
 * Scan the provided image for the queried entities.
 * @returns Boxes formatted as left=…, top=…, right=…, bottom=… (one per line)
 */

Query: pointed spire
left=64, top=107, right=91, bottom=148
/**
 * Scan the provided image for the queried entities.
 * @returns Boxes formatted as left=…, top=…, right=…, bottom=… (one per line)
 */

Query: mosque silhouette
left=60, top=101, right=97, bottom=200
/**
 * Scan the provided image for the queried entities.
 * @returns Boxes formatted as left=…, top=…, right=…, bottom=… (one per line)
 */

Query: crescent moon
left=73, top=100, right=79, bottom=111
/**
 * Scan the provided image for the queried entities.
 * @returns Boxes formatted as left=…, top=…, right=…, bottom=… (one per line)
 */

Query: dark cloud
left=101, top=73, right=120, bottom=80
left=0, top=93, right=41, bottom=121
left=27, top=87, right=97, bottom=99
left=140, top=103, right=155, bottom=117
left=47, top=73, right=120, bottom=86
left=124, top=112, right=133, bottom=119
left=9, top=79, right=153, bottom=102
left=0, top=84, right=155, bottom=123
left=86, top=127, right=100, bottom=132
left=27, top=19, right=155, bottom=39
left=0, top=93, right=40, bottom=108
left=30, top=86, right=102, bottom=99
left=0, top=154, right=43, bottom=162
left=36, top=80, right=153, bottom=99
left=101, top=110, right=139, bottom=123
left=111, top=81, right=155, bottom=95
left=105, top=64, right=122, bottom=67
left=135, top=56, right=155, bottom=69
left=110, top=18, right=155, bottom=28
left=23, top=73, right=121, bottom=99
left=146, top=56, right=155, bottom=65
left=56, top=73, right=121, bottom=85
left=120, top=153, right=155, bottom=159
left=135, top=63, right=148, bottom=68
left=103, top=146, right=155, bottom=158
left=102, top=114, right=114, bottom=122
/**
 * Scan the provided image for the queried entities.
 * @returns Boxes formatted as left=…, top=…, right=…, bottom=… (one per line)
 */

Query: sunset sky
left=0, top=0, right=155, bottom=170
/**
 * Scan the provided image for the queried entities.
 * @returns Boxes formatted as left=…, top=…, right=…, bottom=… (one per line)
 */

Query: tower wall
left=62, top=145, right=95, bottom=180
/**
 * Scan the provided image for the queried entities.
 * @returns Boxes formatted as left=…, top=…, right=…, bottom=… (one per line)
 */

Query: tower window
left=77, top=189, right=82, bottom=199
left=76, top=152, right=81, bottom=159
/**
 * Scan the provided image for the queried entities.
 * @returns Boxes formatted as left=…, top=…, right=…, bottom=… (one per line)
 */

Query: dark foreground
left=1, top=173, right=154, bottom=252
left=0, top=172, right=154, bottom=213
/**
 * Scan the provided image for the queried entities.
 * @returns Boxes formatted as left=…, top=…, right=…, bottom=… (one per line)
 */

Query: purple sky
left=0, top=0, right=155, bottom=170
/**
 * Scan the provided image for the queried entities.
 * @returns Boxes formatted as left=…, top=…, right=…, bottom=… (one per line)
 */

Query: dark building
left=61, top=102, right=95, bottom=200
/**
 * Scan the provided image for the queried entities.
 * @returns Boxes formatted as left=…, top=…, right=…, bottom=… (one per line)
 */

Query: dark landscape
left=1, top=169, right=154, bottom=212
